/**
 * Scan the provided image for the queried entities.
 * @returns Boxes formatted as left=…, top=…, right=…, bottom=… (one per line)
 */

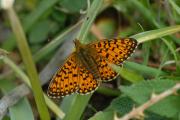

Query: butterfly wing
left=77, top=64, right=100, bottom=94
left=89, top=38, right=137, bottom=65
left=47, top=53, right=79, bottom=98
left=47, top=53, right=100, bottom=98
left=96, top=57, right=118, bottom=81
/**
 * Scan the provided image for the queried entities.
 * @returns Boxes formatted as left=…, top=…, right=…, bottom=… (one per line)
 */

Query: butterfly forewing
left=47, top=53, right=79, bottom=98
left=89, top=38, right=137, bottom=65
left=47, top=53, right=100, bottom=98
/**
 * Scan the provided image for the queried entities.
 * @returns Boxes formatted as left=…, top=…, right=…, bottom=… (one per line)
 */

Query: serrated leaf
left=110, top=96, right=169, bottom=120
left=110, top=96, right=134, bottom=115
left=120, top=79, right=180, bottom=118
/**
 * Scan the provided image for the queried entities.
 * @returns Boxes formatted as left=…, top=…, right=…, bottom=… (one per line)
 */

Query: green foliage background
left=0, top=0, right=180, bottom=120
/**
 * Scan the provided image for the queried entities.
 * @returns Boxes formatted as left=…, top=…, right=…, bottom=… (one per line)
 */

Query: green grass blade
left=6, top=8, right=50, bottom=120
left=1, top=56, right=65, bottom=119
left=62, top=94, right=92, bottom=120
left=132, top=25, right=180, bottom=43
left=169, top=0, right=180, bottom=15
left=77, top=0, right=104, bottom=43
left=162, top=38, right=180, bottom=71
left=128, top=0, right=162, bottom=28
left=124, top=62, right=167, bottom=77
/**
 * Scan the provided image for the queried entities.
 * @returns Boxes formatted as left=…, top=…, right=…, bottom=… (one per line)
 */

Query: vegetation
left=0, top=0, right=180, bottom=120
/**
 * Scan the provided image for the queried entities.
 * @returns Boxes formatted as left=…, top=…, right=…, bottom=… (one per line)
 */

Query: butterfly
left=47, top=38, right=138, bottom=98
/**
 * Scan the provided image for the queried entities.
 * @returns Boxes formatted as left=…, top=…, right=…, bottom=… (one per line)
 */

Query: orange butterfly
left=47, top=38, right=137, bottom=98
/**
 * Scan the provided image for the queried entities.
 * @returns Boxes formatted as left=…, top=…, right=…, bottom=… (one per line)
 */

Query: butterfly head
left=73, top=39, right=80, bottom=46
left=74, top=39, right=84, bottom=52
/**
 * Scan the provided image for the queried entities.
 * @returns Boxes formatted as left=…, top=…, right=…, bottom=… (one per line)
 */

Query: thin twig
left=117, top=83, right=180, bottom=120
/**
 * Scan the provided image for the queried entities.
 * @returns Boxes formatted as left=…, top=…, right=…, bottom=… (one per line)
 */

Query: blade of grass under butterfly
left=60, top=0, right=104, bottom=120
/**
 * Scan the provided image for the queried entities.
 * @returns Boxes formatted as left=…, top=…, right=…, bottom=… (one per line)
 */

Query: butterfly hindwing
left=77, top=64, right=100, bottom=94
left=96, top=57, right=118, bottom=81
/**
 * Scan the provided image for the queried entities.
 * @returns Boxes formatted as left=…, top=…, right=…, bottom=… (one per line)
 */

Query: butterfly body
left=74, top=39, right=101, bottom=80
left=47, top=38, right=137, bottom=98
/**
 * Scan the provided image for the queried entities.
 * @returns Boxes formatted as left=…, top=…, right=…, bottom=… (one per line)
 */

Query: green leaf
left=89, top=111, right=114, bottom=120
left=112, top=65, right=144, bottom=83
left=132, top=25, right=180, bottom=43
left=110, top=96, right=169, bottom=120
left=110, top=96, right=134, bottom=115
left=2, top=116, right=10, bottom=120
left=62, top=94, right=92, bottom=120
left=60, top=0, right=87, bottom=13
left=29, top=20, right=50, bottom=44
left=33, top=20, right=82, bottom=62
left=120, top=79, right=180, bottom=118
left=28, top=19, right=59, bottom=45
left=124, top=62, right=167, bottom=77
left=51, top=10, right=67, bottom=24
left=23, top=0, right=59, bottom=31
left=169, top=0, right=180, bottom=15
left=9, top=99, right=34, bottom=120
